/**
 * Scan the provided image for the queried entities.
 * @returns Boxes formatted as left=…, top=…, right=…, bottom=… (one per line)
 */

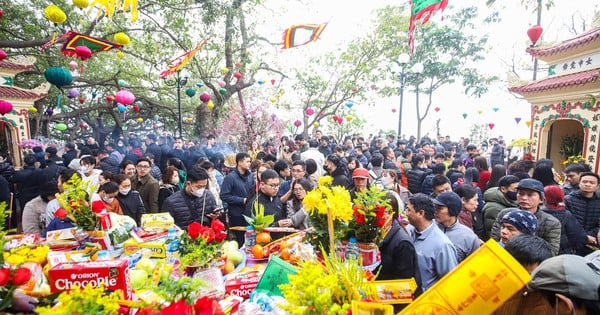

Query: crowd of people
left=1, top=130, right=600, bottom=313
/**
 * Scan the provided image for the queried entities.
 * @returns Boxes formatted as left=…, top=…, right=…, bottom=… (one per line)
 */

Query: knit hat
left=432, top=192, right=462, bottom=216
left=500, top=209, right=538, bottom=235
left=528, top=254, right=600, bottom=301
left=517, top=178, right=545, bottom=200
left=543, top=185, right=565, bottom=210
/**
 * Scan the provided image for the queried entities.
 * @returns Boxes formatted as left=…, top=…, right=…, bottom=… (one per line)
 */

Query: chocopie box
left=48, top=259, right=132, bottom=300
left=224, top=270, right=263, bottom=299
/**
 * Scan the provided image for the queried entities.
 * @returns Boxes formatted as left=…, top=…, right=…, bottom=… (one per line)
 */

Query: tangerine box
left=48, top=259, right=132, bottom=300
left=224, top=269, right=263, bottom=299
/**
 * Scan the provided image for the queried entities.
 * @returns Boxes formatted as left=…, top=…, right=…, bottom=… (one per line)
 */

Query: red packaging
left=224, top=270, right=263, bottom=299
left=48, top=259, right=132, bottom=300
left=99, top=213, right=112, bottom=230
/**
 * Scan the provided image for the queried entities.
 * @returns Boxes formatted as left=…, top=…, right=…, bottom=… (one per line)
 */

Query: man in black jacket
left=245, top=169, right=286, bottom=239
left=144, top=134, right=162, bottom=170
left=12, top=155, right=44, bottom=210
left=564, top=172, right=600, bottom=252
left=164, top=168, right=218, bottom=230
left=220, top=153, right=254, bottom=246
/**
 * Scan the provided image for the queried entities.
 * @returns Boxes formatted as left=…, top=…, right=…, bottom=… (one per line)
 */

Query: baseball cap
left=432, top=192, right=462, bottom=216
left=528, top=254, right=600, bottom=301
left=500, top=208, right=538, bottom=235
left=517, top=178, right=545, bottom=200
left=352, top=168, right=369, bottom=179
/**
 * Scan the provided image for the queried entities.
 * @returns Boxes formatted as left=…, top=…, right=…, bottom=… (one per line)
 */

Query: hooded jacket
left=481, top=187, right=517, bottom=241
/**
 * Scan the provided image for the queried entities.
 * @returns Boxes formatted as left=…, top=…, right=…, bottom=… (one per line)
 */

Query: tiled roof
left=527, top=28, right=600, bottom=57
left=509, top=67, right=600, bottom=94
left=0, top=85, right=48, bottom=99
left=0, top=60, right=35, bottom=71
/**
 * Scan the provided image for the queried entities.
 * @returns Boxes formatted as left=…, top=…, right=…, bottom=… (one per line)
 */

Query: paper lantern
left=234, top=72, right=242, bottom=80
left=220, top=67, right=229, bottom=74
left=352, top=86, right=358, bottom=93
left=207, top=100, right=215, bottom=109
left=78, top=97, right=85, bottom=104
left=0, top=49, right=6, bottom=61
left=118, top=79, right=127, bottom=87
left=257, top=80, right=264, bottom=85
left=492, top=107, right=499, bottom=112
left=293, top=120, right=302, bottom=127
left=434, top=107, right=440, bottom=112
left=219, top=88, right=227, bottom=95
left=106, top=95, right=115, bottom=103
left=46, top=108, right=54, bottom=116
left=200, top=92, right=211, bottom=103
left=0, top=9, right=3, bottom=19
left=271, top=79, right=276, bottom=85
left=44, top=4, right=67, bottom=24
left=196, top=82, right=204, bottom=88
left=218, top=81, right=226, bottom=88
left=313, top=122, right=320, bottom=128
left=345, top=115, right=353, bottom=121
left=0, top=100, right=13, bottom=115
left=185, top=88, right=196, bottom=97
left=116, top=51, right=124, bottom=59
left=137, top=117, right=143, bottom=123
left=391, top=108, right=397, bottom=113
left=117, top=104, right=127, bottom=112
left=28, top=107, right=38, bottom=113
left=67, top=88, right=79, bottom=99
left=73, top=0, right=89, bottom=9
left=134, top=100, right=142, bottom=106
left=525, top=120, right=532, bottom=127
left=462, top=113, right=468, bottom=119
left=153, top=114, right=159, bottom=120
left=55, top=123, right=68, bottom=131
left=74, top=45, right=92, bottom=61
left=115, top=90, right=135, bottom=105
left=269, top=97, right=276, bottom=103
left=476, top=109, right=484, bottom=115
left=113, top=32, right=130, bottom=45
left=133, top=105, right=140, bottom=113
left=515, top=117, right=521, bottom=124
left=305, top=108, right=315, bottom=116
left=44, top=67, right=73, bottom=88
left=68, top=61, right=78, bottom=70
left=527, top=25, right=543, bottom=45
left=345, top=101, right=353, bottom=108
left=488, top=123, right=495, bottom=130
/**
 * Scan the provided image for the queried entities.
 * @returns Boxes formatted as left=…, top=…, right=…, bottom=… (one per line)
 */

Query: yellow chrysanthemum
left=318, top=175, right=333, bottom=187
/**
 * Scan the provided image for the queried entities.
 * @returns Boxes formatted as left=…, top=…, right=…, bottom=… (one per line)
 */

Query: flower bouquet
left=35, top=284, right=122, bottom=315
left=302, top=176, right=353, bottom=254
left=347, top=185, right=391, bottom=244
left=55, top=175, right=99, bottom=231
left=179, top=220, right=227, bottom=272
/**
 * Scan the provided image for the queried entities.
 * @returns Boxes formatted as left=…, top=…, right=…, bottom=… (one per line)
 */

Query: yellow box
left=140, top=212, right=175, bottom=231
left=123, top=238, right=167, bottom=259
left=352, top=301, right=394, bottom=315
left=400, top=240, right=531, bottom=315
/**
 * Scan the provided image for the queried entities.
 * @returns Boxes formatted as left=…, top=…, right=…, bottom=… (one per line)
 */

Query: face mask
left=192, top=188, right=205, bottom=198
left=102, top=196, right=114, bottom=203
left=119, top=188, right=131, bottom=195
left=381, top=176, right=393, bottom=187
left=506, top=191, right=518, bottom=201
left=323, top=165, right=329, bottom=173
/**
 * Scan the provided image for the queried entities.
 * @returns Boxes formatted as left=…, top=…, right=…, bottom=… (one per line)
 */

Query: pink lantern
left=75, top=45, right=92, bottom=61
left=434, top=107, right=440, bottom=112
left=293, top=120, right=302, bottom=127
left=0, top=100, right=13, bottom=115
left=391, top=108, right=397, bottom=113
left=488, top=123, right=495, bottom=130
left=218, top=81, right=226, bottom=88
left=68, top=61, right=78, bottom=70
left=199, top=92, right=211, bottom=103
left=0, top=49, right=6, bottom=61
left=305, top=108, right=315, bottom=116
left=115, top=90, right=135, bottom=105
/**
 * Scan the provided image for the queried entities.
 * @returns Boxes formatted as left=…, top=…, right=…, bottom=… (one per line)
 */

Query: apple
left=222, top=240, right=239, bottom=252
left=225, top=250, right=243, bottom=266
left=129, top=269, right=149, bottom=290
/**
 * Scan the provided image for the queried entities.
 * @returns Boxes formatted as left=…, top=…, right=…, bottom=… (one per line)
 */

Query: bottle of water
left=165, top=227, right=180, bottom=265
left=245, top=225, right=256, bottom=254
left=345, top=237, right=359, bottom=261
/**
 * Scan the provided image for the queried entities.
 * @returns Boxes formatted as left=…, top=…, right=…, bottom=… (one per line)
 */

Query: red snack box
left=48, top=259, right=132, bottom=300
left=224, top=270, right=263, bottom=299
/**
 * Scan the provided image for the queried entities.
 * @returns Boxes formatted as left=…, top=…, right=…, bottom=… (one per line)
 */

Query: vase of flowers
left=179, top=220, right=227, bottom=275
left=302, top=176, right=353, bottom=254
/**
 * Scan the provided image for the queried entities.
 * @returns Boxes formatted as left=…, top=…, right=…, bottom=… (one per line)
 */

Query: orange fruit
left=252, top=244, right=265, bottom=259
left=280, top=248, right=291, bottom=261
left=256, top=232, right=272, bottom=245
left=221, top=260, right=235, bottom=275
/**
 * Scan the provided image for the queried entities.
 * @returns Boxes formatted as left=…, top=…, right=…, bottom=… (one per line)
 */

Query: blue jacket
left=220, top=168, right=254, bottom=218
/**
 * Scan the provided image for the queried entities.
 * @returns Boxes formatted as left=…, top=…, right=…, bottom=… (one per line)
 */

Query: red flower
left=0, top=268, right=9, bottom=286
left=200, top=227, right=215, bottom=243
left=375, top=205, right=386, bottom=218
left=54, top=208, right=68, bottom=219
left=214, top=231, right=227, bottom=243
left=211, top=219, right=225, bottom=233
left=376, top=218, right=386, bottom=227
left=12, top=267, right=32, bottom=286
left=188, top=222, right=202, bottom=239
left=354, top=211, right=365, bottom=225
left=161, top=299, right=192, bottom=315
left=194, top=296, right=224, bottom=315
left=92, top=200, right=106, bottom=213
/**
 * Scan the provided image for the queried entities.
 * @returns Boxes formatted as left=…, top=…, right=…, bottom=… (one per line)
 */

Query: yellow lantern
left=207, top=100, right=215, bottom=109
left=114, top=33, right=130, bottom=45
left=525, top=120, right=532, bottom=127
left=476, top=109, right=484, bottom=115
left=44, top=4, right=67, bottom=24
left=137, top=117, right=143, bottom=123
left=345, top=115, right=353, bottom=121
left=73, top=0, right=89, bottom=9
left=269, top=97, right=277, bottom=103
left=28, top=107, right=38, bottom=113
left=313, top=122, right=320, bottom=128
left=116, top=51, right=125, bottom=59
left=220, top=67, right=229, bottom=74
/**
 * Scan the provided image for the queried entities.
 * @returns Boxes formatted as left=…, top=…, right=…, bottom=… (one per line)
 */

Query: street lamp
left=164, top=69, right=190, bottom=138
left=393, top=53, right=410, bottom=138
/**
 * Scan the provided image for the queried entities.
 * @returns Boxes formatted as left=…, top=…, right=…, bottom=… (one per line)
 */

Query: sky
left=252, top=0, right=599, bottom=143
